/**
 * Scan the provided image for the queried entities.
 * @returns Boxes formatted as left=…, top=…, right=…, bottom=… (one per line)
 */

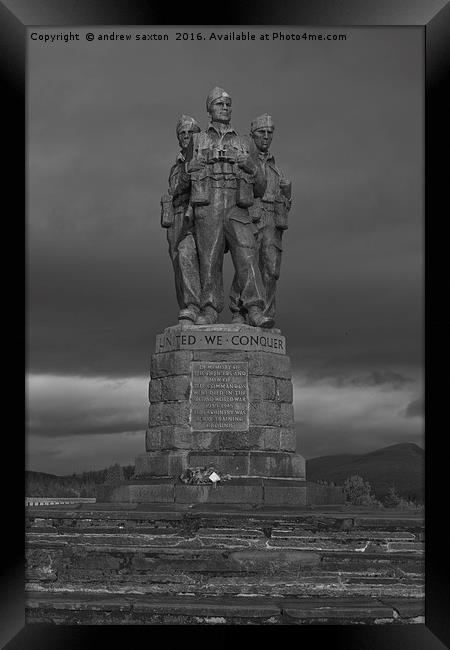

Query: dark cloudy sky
left=27, top=26, right=424, bottom=475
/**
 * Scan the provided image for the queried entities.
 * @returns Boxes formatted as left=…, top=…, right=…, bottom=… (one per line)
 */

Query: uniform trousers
left=194, top=187, right=265, bottom=314
left=166, top=206, right=201, bottom=310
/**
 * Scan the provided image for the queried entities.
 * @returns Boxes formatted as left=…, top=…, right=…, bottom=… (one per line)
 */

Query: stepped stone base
left=97, top=479, right=343, bottom=506
left=25, top=503, right=424, bottom=625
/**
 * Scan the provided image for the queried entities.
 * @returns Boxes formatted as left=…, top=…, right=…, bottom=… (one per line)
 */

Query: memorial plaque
left=190, top=361, right=249, bottom=432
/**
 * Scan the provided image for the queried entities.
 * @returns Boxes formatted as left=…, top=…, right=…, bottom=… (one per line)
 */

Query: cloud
left=27, top=374, right=148, bottom=437
left=405, top=396, right=424, bottom=418
left=293, top=371, right=424, bottom=458
left=302, top=369, right=415, bottom=389
left=27, top=431, right=144, bottom=476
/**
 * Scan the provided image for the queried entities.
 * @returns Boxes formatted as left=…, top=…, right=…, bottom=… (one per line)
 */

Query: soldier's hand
left=187, top=156, right=206, bottom=173
left=279, top=178, right=292, bottom=199
left=237, top=154, right=256, bottom=174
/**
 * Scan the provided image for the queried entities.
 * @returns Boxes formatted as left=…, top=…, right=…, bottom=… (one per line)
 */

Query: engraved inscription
left=156, top=329, right=286, bottom=355
left=190, top=361, right=249, bottom=432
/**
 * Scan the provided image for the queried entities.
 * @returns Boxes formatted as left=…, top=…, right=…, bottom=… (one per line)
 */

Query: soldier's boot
left=178, top=304, right=199, bottom=323
left=248, top=306, right=274, bottom=329
left=196, top=306, right=219, bottom=325
left=231, top=311, right=247, bottom=325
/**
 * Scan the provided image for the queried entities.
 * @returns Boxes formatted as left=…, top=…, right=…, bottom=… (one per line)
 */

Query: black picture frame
left=4, top=0, right=448, bottom=647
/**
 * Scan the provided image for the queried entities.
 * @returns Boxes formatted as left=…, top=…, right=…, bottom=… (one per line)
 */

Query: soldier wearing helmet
left=161, top=114, right=202, bottom=323
left=230, top=113, right=292, bottom=325
left=185, top=87, right=272, bottom=328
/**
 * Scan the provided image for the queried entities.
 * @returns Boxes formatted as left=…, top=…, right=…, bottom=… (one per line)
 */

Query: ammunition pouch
left=172, top=192, right=190, bottom=208
left=190, top=167, right=210, bottom=206
left=160, top=193, right=174, bottom=228
left=236, top=173, right=254, bottom=208
left=262, top=192, right=275, bottom=204
left=274, top=196, right=289, bottom=230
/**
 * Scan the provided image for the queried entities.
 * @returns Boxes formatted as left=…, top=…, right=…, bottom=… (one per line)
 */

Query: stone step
left=25, top=591, right=424, bottom=625
left=26, top=541, right=424, bottom=583
left=27, top=514, right=423, bottom=537
left=26, top=506, right=425, bottom=532
left=26, top=529, right=425, bottom=551
left=26, top=573, right=424, bottom=599
left=25, top=505, right=425, bottom=624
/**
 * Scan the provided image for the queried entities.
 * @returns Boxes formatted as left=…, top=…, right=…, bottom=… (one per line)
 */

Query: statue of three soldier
left=160, top=86, right=292, bottom=329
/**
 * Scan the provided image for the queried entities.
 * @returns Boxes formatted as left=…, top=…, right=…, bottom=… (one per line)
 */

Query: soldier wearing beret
left=161, top=115, right=202, bottom=323
left=230, top=113, right=292, bottom=325
left=185, top=87, right=272, bottom=328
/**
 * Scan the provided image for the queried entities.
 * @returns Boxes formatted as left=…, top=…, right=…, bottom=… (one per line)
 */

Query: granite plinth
left=145, top=324, right=303, bottom=467
left=128, top=324, right=308, bottom=502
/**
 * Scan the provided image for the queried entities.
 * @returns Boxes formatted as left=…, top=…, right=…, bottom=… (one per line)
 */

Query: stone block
left=218, top=431, right=255, bottom=450
left=135, top=451, right=188, bottom=477
left=263, top=482, right=308, bottom=506
left=160, top=429, right=187, bottom=450
left=248, top=353, right=291, bottom=379
left=279, top=428, right=296, bottom=451
left=217, top=428, right=289, bottom=452
left=292, top=453, right=306, bottom=479
left=160, top=375, right=191, bottom=401
left=160, top=428, right=218, bottom=451
left=231, top=550, right=319, bottom=571
left=275, top=379, right=293, bottom=403
left=249, top=451, right=305, bottom=478
left=282, top=601, right=393, bottom=623
left=147, top=425, right=190, bottom=450
left=248, top=376, right=276, bottom=401
left=249, top=400, right=279, bottom=426
left=150, top=350, right=193, bottom=378
left=148, top=401, right=190, bottom=427
left=98, top=481, right=174, bottom=503
left=305, top=482, right=344, bottom=505
left=175, top=481, right=263, bottom=505
left=249, top=451, right=288, bottom=477
left=145, top=427, right=162, bottom=451
left=187, top=451, right=249, bottom=476
left=148, top=379, right=161, bottom=402
left=279, top=403, right=295, bottom=427
left=192, top=431, right=220, bottom=450
left=262, top=428, right=281, bottom=450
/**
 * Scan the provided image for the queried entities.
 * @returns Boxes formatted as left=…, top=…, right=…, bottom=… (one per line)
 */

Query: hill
left=26, top=466, right=134, bottom=497
left=306, top=443, right=424, bottom=501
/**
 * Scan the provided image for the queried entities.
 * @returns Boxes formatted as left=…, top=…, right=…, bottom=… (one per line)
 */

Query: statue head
left=250, top=113, right=274, bottom=153
left=206, top=87, right=232, bottom=125
left=176, top=115, right=200, bottom=151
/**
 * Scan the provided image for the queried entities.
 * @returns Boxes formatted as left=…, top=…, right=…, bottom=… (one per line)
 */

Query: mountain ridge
left=26, top=443, right=424, bottom=501
left=306, top=442, right=424, bottom=500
